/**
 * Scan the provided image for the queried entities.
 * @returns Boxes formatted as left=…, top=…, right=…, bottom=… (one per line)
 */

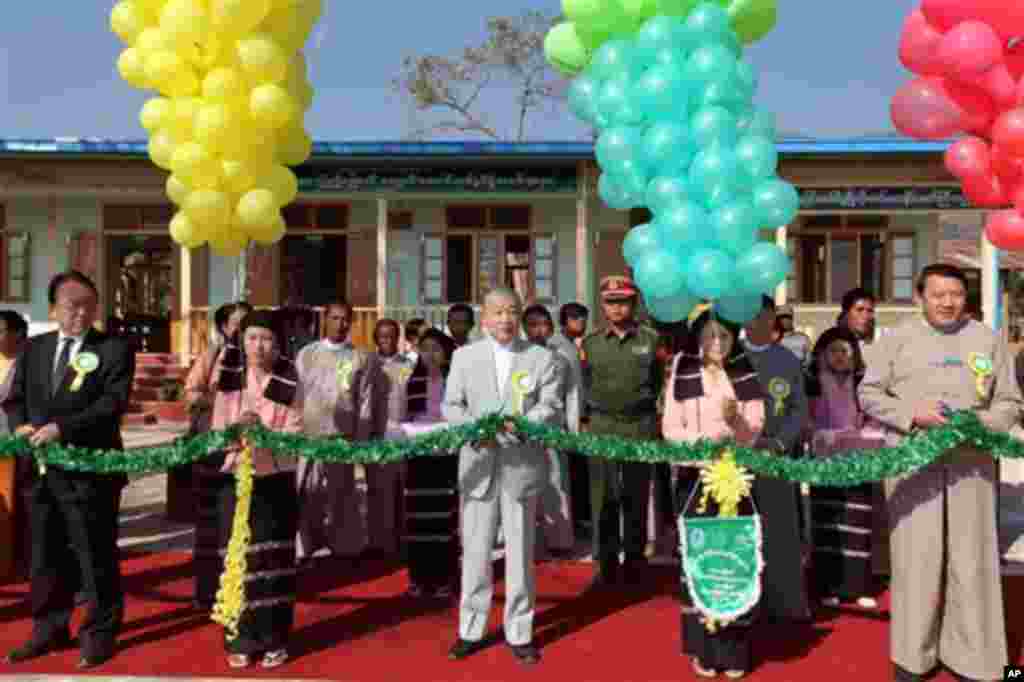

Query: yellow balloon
left=135, top=27, right=176, bottom=54
left=276, top=125, right=312, bottom=166
left=159, top=0, right=209, bottom=48
left=144, top=49, right=186, bottom=88
left=117, top=48, right=149, bottom=89
left=170, top=142, right=219, bottom=185
left=193, top=102, right=238, bottom=151
left=135, top=0, right=170, bottom=16
left=148, top=130, right=176, bottom=169
left=139, top=97, right=172, bottom=132
left=166, top=174, right=190, bottom=205
left=202, top=67, right=247, bottom=101
left=221, top=160, right=258, bottom=195
left=184, top=189, right=232, bottom=227
left=111, top=1, right=147, bottom=45
left=296, top=81, right=314, bottom=111
left=236, top=188, right=278, bottom=227
left=236, top=35, right=288, bottom=84
left=169, top=210, right=204, bottom=248
left=249, top=84, right=295, bottom=129
left=249, top=213, right=286, bottom=245
left=257, top=165, right=299, bottom=206
left=210, top=0, right=272, bottom=35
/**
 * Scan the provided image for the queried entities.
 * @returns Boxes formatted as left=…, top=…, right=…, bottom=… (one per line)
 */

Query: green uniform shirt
left=582, top=323, right=663, bottom=419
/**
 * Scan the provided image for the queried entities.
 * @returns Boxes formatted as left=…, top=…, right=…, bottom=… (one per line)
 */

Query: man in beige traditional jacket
left=296, top=302, right=377, bottom=561
left=858, top=263, right=1021, bottom=682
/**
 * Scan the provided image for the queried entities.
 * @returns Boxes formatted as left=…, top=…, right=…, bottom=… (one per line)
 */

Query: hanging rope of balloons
left=110, top=0, right=322, bottom=256
left=544, top=0, right=792, bottom=325
left=893, top=1, right=1024, bottom=250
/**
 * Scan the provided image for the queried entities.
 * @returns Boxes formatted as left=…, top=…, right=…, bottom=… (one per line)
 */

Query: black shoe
left=509, top=643, right=541, bottom=665
left=893, top=663, right=924, bottom=682
left=584, top=569, right=618, bottom=592
left=5, top=631, right=73, bottom=664
left=621, top=556, right=648, bottom=584
left=77, top=651, right=113, bottom=669
left=448, top=638, right=483, bottom=660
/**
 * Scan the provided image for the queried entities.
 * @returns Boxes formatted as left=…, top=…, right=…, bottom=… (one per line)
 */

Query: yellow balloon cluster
left=111, top=0, right=321, bottom=256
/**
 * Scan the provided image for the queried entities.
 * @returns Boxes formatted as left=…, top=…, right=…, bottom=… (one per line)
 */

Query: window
left=445, top=204, right=532, bottom=230
left=789, top=214, right=917, bottom=303
left=0, top=205, right=28, bottom=302
left=103, top=204, right=175, bottom=231
left=533, top=235, right=557, bottom=303
left=280, top=204, right=349, bottom=231
left=423, top=204, right=556, bottom=304
left=422, top=234, right=445, bottom=304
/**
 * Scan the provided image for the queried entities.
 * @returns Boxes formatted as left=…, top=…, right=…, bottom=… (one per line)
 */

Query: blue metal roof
left=0, top=137, right=950, bottom=158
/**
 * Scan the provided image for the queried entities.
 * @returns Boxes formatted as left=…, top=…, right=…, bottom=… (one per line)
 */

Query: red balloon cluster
left=891, top=0, right=1024, bottom=250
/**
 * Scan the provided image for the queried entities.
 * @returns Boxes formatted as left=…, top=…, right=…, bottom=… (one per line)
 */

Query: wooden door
left=347, top=230, right=377, bottom=307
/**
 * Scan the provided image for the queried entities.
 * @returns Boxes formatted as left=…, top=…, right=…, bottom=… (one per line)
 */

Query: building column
left=179, top=245, right=192, bottom=363
left=981, top=224, right=1001, bottom=331
left=377, top=197, right=388, bottom=316
left=774, top=224, right=788, bottom=305
left=576, top=161, right=593, bottom=311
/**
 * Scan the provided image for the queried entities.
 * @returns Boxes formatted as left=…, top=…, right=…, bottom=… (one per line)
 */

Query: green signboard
left=799, top=186, right=971, bottom=211
left=679, top=515, right=764, bottom=622
left=295, top=165, right=578, bottom=194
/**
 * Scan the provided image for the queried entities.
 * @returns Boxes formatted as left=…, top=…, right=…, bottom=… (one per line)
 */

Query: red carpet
left=0, top=551, right=1020, bottom=681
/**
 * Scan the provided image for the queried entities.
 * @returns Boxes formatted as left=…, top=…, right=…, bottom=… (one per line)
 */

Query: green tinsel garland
left=1, top=410, right=1022, bottom=486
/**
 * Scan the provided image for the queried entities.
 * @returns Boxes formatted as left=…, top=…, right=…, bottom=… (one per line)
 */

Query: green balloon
left=655, top=0, right=702, bottom=17
left=545, top=23, right=591, bottom=76
left=562, top=0, right=606, bottom=24
left=727, top=0, right=777, bottom=44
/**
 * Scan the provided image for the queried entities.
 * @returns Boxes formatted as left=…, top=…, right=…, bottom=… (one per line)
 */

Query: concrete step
left=136, top=352, right=181, bottom=366
left=129, top=401, right=189, bottom=422
left=136, top=365, right=189, bottom=379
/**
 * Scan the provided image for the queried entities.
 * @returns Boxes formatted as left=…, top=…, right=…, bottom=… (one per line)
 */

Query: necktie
left=53, top=338, right=73, bottom=395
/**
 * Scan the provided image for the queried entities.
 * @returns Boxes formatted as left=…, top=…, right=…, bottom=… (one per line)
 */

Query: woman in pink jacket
left=662, top=311, right=765, bottom=679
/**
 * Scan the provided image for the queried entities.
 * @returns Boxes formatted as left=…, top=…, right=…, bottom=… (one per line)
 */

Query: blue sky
left=0, top=0, right=919, bottom=141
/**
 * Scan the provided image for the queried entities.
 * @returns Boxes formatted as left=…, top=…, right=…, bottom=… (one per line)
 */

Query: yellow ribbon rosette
left=767, top=377, right=790, bottom=417
left=695, top=450, right=755, bottom=518
left=510, top=370, right=531, bottom=416
left=69, top=352, right=100, bottom=392
left=337, top=359, right=354, bottom=392
left=968, top=352, right=994, bottom=401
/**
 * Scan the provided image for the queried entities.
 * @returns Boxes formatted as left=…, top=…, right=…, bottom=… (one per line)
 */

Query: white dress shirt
left=490, top=336, right=514, bottom=390
left=54, top=332, right=85, bottom=373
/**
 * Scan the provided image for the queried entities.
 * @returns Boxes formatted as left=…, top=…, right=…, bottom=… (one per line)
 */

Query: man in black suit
left=3, top=271, right=135, bottom=669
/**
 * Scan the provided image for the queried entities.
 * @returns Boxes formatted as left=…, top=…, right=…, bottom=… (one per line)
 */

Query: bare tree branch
left=393, top=11, right=568, bottom=141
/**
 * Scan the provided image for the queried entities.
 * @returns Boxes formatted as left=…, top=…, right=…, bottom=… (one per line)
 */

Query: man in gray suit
left=443, top=288, right=564, bottom=666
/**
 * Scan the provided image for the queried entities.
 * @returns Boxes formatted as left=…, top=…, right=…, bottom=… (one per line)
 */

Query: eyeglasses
left=55, top=299, right=95, bottom=312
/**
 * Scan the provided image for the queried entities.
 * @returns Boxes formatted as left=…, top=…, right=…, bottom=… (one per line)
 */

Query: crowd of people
left=0, top=262, right=1018, bottom=681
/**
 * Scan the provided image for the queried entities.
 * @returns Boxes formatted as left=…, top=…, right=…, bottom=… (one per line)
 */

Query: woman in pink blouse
left=806, top=326, right=883, bottom=610
left=663, top=311, right=765, bottom=679
left=209, top=310, right=303, bottom=669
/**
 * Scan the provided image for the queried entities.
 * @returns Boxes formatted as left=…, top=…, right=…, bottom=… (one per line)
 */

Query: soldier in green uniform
left=582, top=276, right=663, bottom=587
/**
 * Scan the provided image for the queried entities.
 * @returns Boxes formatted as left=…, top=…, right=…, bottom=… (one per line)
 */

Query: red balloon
left=899, top=9, right=945, bottom=76
left=991, top=144, right=1024, bottom=186
left=945, top=136, right=991, bottom=178
left=976, top=63, right=1019, bottom=107
left=963, top=172, right=1008, bottom=207
left=891, top=77, right=995, bottom=139
left=992, top=108, right=1024, bottom=156
left=922, top=0, right=1024, bottom=42
left=985, top=209, right=1024, bottom=251
left=937, top=21, right=1002, bottom=77
left=1013, top=183, right=1024, bottom=213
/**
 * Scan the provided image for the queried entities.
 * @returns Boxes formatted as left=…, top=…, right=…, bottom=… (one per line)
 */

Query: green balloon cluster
left=545, top=0, right=777, bottom=77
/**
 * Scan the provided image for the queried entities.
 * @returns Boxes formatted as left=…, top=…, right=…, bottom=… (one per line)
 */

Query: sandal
left=855, top=596, right=878, bottom=609
left=406, top=584, right=424, bottom=598
left=692, top=657, right=717, bottom=678
left=261, top=649, right=288, bottom=668
left=227, top=654, right=250, bottom=668
left=725, top=670, right=747, bottom=679
left=821, top=596, right=841, bottom=607
left=433, top=585, right=453, bottom=599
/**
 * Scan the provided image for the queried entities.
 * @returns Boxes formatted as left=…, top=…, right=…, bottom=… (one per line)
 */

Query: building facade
left=0, top=137, right=1011, bottom=356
